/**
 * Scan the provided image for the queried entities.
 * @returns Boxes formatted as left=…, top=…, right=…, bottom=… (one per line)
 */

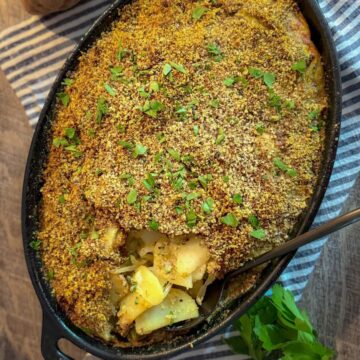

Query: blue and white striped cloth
left=1, top=0, right=359, bottom=358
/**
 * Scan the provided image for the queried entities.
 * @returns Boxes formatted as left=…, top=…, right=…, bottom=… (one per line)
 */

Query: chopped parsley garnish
left=64, top=145, right=83, bottom=158
left=95, top=97, right=108, bottom=123
left=210, top=99, right=220, bottom=108
left=198, top=174, right=212, bottom=189
left=193, top=125, right=199, bottom=136
left=284, top=99, right=296, bottom=110
left=308, top=109, right=320, bottom=120
left=186, top=209, right=197, bottom=227
left=58, top=194, right=66, bottom=204
left=170, top=62, right=187, bottom=74
left=202, top=197, right=214, bottom=214
left=263, top=72, right=276, bottom=88
left=56, top=92, right=70, bottom=107
left=172, top=176, right=184, bottom=191
left=223, top=77, right=237, bottom=87
left=250, top=228, right=266, bottom=240
left=248, top=214, right=260, bottom=229
left=156, top=132, right=166, bottom=144
left=104, top=83, right=117, bottom=96
left=249, top=67, right=263, bottom=79
left=274, top=157, right=297, bottom=177
left=150, top=81, right=160, bottom=92
left=192, top=6, right=207, bottom=20
left=117, top=123, right=126, bottom=133
left=116, top=42, right=129, bottom=61
left=163, top=63, right=172, bottom=76
left=53, top=137, right=68, bottom=147
left=268, top=90, right=282, bottom=112
left=110, top=66, right=124, bottom=80
left=256, top=123, right=265, bottom=134
left=62, top=78, right=73, bottom=86
left=127, top=189, right=138, bottom=205
left=65, top=127, right=75, bottom=139
left=224, top=76, right=247, bottom=88
left=138, top=86, right=150, bottom=98
left=142, top=173, right=156, bottom=192
left=95, top=168, right=103, bottom=176
left=118, top=140, right=133, bottom=150
left=186, top=192, right=201, bottom=201
left=215, top=128, right=225, bottom=145
left=310, top=125, right=320, bottom=132
left=233, top=193, right=243, bottom=205
left=87, top=128, right=96, bottom=138
left=30, top=239, right=41, bottom=251
left=120, top=173, right=135, bottom=186
left=223, top=175, right=230, bottom=183
left=292, top=59, right=307, bottom=74
left=47, top=269, right=55, bottom=280
left=149, top=219, right=159, bottom=231
left=175, top=206, right=183, bottom=215
left=167, top=148, right=181, bottom=161
left=221, top=213, right=239, bottom=228
left=207, top=43, right=223, bottom=62
left=133, top=143, right=148, bottom=158
left=138, top=100, right=164, bottom=118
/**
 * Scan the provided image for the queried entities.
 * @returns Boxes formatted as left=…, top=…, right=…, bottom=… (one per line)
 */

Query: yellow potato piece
left=153, top=236, right=209, bottom=288
left=135, top=288, right=199, bottom=335
left=175, top=237, right=210, bottom=275
left=109, top=273, right=129, bottom=306
left=117, top=266, right=165, bottom=332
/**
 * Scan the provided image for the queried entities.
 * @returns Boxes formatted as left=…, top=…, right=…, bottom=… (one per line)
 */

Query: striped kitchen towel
left=0, top=0, right=359, bottom=359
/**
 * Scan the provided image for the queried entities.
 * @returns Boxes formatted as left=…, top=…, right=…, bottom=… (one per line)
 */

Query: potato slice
left=133, top=265, right=165, bottom=305
left=117, top=266, right=165, bottom=332
left=175, top=237, right=210, bottom=275
left=153, top=236, right=209, bottom=288
left=135, top=289, right=199, bottom=335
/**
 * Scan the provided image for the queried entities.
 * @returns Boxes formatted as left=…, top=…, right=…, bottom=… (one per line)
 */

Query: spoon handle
left=231, top=208, right=360, bottom=277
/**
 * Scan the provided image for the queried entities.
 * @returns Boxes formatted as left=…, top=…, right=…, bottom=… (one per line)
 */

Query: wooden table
left=0, top=3, right=359, bottom=359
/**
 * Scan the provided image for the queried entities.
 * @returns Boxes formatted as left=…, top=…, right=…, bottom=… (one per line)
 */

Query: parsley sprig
left=225, top=284, right=334, bottom=360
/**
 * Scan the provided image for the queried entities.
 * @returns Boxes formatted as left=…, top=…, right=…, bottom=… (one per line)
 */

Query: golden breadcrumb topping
left=38, top=0, right=327, bottom=343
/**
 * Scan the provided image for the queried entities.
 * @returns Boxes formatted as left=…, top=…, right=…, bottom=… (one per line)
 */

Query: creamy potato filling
left=104, top=229, right=213, bottom=335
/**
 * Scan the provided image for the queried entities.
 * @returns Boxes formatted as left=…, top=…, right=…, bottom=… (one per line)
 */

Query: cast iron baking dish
left=21, top=0, right=341, bottom=359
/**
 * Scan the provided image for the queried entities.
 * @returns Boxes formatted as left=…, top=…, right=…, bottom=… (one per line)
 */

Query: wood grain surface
left=0, top=2, right=359, bottom=360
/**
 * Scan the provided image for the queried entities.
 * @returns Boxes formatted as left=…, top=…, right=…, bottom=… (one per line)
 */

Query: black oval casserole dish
left=21, top=0, right=341, bottom=359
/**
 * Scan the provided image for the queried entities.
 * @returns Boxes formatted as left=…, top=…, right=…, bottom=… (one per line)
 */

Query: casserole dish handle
left=41, top=311, right=74, bottom=360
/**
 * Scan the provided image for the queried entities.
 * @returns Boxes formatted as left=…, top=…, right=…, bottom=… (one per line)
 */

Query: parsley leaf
left=193, top=125, right=199, bottom=136
left=292, top=59, right=307, bottom=74
left=249, top=67, right=263, bottom=79
left=110, top=66, right=124, bottom=80
left=274, top=158, right=297, bottom=177
left=186, top=209, right=197, bottom=227
left=133, top=143, right=148, bottom=158
left=192, top=6, right=208, bottom=20
left=233, top=193, right=243, bottom=205
left=202, top=197, right=214, bottom=214
left=221, top=213, right=239, bottom=228
left=170, top=62, right=187, bottom=74
left=163, top=63, right=172, bottom=76
left=104, top=83, right=117, bottom=96
left=226, top=284, right=334, bottom=360
left=263, top=72, right=276, bottom=88
left=127, top=189, right=138, bottom=204
left=95, top=98, right=108, bottom=124
left=167, top=148, right=181, bottom=161
left=30, top=239, right=41, bottom=251
left=250, top=228, right=266, bottom=239
left=149, top=219, right=159, bottom=231
left=207, top=43, right=223, bottom=62
left=57, top=92, right=70, bottom=107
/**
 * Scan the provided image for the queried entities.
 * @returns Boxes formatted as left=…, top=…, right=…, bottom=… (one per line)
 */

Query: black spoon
left=167, top=207, right=360, bottom=332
